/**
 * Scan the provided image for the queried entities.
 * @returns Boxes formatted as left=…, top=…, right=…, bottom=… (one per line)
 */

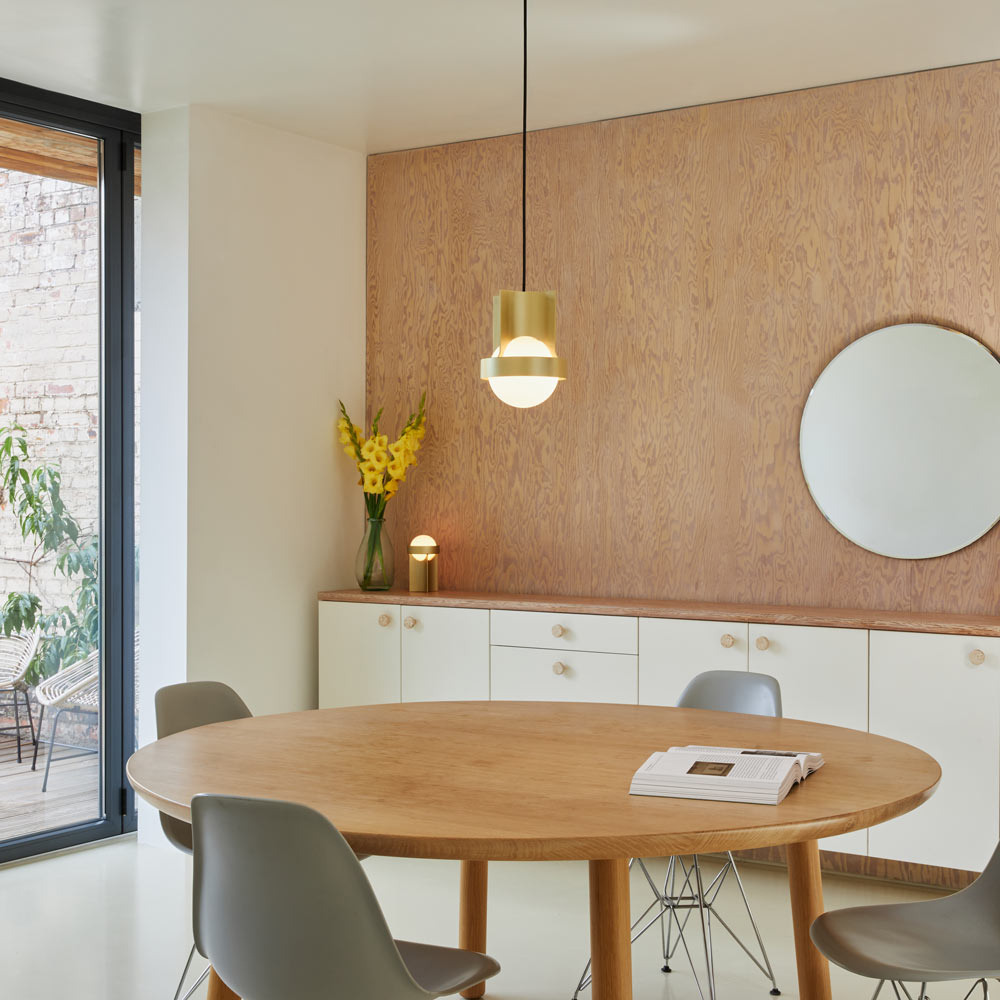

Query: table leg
left=786, top=840, right=832, bottom=1000
left=206, top=968, right=240, bottom=1000
left=588, top=858, right=632, bottom=1000
left=459, top=860, right=489, bottom=999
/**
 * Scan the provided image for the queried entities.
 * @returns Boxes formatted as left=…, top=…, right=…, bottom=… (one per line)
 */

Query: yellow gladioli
left=371, top=433, right=388, bottom=450
left=363, top=472, right=384, bottom=494
left=385, top=477, right=400, bottom=495
left=371, top=448, right=389, bottom=470
left=343, top=444, right=357, bottom=458
left=360, top=438, right=376, bottom=460
left=387, top=458, right=406, bottom=480
left=389, top=437, right=407, bottom=458
left=359, top=460, right=377, bottom=476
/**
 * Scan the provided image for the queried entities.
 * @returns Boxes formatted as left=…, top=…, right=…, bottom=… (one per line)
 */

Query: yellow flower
left=371, top=433, right=388, bottom=450
left=357, top=476, right=363, bottom=486
left=389, top=437, right=407, bottom=458
left=359, top=460, right=377, bottom=476
left=371, top=448, right=389, bottom=470
left=343, top=444, right=357, bottom=459
left=386, top=477, right=400, bottom=495
left=387, top=458, right=406, bottom=481
left=360, top=438, right=376, bottom=460
left=363, top=472, right=384, bottom=494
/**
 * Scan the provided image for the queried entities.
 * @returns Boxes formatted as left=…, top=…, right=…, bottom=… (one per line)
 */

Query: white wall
left=185, top=107, right=365, bottom=713
left=137, top=107, right=191, bottom=842
left=139, top=105, right=365, bottom=839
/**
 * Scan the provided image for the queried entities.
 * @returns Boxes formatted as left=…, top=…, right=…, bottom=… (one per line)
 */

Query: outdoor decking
left=0, top=728, right=99, bottom=844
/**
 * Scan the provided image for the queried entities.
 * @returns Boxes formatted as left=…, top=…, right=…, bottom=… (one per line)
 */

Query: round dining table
left=127, top=701, right=940, bottom=1000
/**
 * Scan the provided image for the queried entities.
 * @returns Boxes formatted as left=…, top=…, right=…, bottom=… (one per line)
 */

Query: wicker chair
left=31, top=648, right=100, bottom=792
left=0, top=630, right=40, bottom=763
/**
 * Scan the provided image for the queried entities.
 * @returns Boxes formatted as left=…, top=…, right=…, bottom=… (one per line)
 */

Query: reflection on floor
left=0, top=732, right=99, bottom=843
left=0, top=838, right=974, bottom=1000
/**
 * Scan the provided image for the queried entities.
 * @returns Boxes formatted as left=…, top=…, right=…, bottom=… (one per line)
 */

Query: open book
left=629, top=745, right=825, bottom=805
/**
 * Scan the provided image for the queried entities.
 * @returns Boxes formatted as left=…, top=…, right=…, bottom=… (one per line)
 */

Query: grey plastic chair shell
left=811, top=840, right=1000, bottom=986
left=677, top=668, right=783, bottom=718
left=191, top=794, right=500, bottom=1000
left=154, top=681, right=253, bottom=853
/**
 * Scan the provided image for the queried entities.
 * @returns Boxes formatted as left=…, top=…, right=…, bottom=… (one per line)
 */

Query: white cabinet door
left=318, top=602, right=400, bottom=708
left=749, top=623, right=869, bottom=855
left=491, top=647, right=638, bottom=703
left=869, top=631, right=1000, bottom=872
left=401, top=606, right=490, bottom=702
left=639, top=619, right=749, bottom=707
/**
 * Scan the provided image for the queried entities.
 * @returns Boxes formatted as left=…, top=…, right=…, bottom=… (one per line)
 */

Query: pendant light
left=480, top=0, right=567, bottom=408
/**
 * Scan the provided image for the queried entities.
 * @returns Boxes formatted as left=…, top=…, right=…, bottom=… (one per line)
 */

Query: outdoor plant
left=0, top=424, right=99, bottom=684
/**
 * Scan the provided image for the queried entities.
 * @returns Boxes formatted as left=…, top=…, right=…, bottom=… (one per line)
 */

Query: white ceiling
left=2, top=0, right=999, bottom=153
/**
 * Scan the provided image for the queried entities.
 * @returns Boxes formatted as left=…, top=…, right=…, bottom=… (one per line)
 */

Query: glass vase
left=355, top=517, right=394, bottom=591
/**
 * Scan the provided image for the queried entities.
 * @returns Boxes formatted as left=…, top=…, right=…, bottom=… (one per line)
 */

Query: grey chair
left=574, top=669, right=783, bottom=1000
left=812, top=840, right=1000, bottom=1000
left=191, top=793, right=501, bottom=1000
left=154, top=681, right=253, bottom=1000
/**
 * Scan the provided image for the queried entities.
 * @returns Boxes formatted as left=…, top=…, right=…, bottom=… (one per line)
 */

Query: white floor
left=1, top=837, right=976, bottom=999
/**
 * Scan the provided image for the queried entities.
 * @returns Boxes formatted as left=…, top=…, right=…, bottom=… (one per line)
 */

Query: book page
left=634, top=750, right=797, bottom=786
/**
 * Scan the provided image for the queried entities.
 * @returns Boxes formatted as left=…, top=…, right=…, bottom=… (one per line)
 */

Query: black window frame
left=0, top=76, right=140, bottom=863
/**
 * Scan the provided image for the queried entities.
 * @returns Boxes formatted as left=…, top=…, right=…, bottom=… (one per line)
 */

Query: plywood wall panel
left=366, top=61, right=1000, bottom=615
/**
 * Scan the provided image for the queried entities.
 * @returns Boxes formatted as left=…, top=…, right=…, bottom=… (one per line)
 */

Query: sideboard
left=318, top=588, right=1000, bottom=888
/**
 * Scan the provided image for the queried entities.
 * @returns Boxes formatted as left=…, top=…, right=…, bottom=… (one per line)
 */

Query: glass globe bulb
left=409, top=534, right=437, bottom=562
left=487, top=336, right=559, bottom=408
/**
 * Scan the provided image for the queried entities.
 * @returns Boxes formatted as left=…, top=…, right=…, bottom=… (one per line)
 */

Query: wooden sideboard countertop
left=317, top=588, right=1000, bottom=638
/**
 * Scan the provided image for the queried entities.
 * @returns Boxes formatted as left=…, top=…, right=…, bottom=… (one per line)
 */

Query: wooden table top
left=127, top=702, right=940, bottom=861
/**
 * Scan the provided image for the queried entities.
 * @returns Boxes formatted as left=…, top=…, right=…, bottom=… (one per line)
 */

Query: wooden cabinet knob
left=970, top=648, right=986, bottom=666
left=720, top=633, right=736, bottom=648
left=377, top=613, right=392, bottom=628
left=551, top=624, right=567, bottom=638
left=403, top=616, right=417, bottom=630
left=755, top=636, right=770, bottom=651
left=552, top=661, right=567, bottom=675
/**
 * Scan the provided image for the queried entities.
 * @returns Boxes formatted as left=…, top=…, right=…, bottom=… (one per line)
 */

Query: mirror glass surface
left=800, top=323, right=1000, bottom=559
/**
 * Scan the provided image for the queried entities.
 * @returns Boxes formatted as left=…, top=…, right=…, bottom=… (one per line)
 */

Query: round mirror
left=799, top=323, right=1000, bottom=559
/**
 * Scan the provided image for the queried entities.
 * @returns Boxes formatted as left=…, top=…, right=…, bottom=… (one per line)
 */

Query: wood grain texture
left=787, top=840, right=832, bottom=1000
left=127, top=702, right=940, bottom=861
left=588, top=859, right=632, bottom=1000
left=729, top=845, right=979, bottom=891
left=0, top=116, right=98, bottom=186
left=206, top=970, right=239, bottom=1000
left=317, top=588, right=1000, bottom=636
left=459, top=860, right=488, bottom=999
left=366, top=61, right=1000, bottom=615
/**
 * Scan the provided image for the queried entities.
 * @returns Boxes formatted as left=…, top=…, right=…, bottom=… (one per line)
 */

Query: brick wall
left=0, top=169, right=101, bottom=613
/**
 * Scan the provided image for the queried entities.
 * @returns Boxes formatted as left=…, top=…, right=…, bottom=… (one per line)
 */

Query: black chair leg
left=23, top=689, right=35, bottom=745
left=13, top=688, right=21, bottom=763
left=31, top=704, right=45, bottom=771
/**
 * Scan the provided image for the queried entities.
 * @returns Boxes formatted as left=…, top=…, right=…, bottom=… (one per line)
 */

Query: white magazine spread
left=629, top=745, right=825, bottom=805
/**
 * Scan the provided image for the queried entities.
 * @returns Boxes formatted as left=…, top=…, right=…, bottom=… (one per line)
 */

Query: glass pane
left=0, top=115, right=102, bottom=841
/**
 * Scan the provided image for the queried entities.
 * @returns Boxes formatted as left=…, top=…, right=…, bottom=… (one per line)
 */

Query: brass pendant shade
left=479, top=0, right=567, bottom=408
left=481, top=291, right=567, bottom=380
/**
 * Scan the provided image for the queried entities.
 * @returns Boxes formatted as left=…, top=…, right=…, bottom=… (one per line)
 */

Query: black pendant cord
left=521, top=0, right=527, bottom=292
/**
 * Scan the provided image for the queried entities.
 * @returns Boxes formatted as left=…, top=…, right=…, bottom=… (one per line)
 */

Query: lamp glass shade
left=409, top=534, right=438, bottom=562
left=487, top=337, right=559, bottom=408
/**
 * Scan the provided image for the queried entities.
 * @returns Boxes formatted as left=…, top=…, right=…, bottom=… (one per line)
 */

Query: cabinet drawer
left=490, top=646, right=638, bottom=703
left=491, top=610, right=637, bottom=654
